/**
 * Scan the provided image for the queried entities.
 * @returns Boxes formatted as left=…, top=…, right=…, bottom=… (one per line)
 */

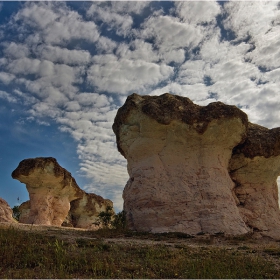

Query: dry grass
left=1, top=224, right=280, bottom=278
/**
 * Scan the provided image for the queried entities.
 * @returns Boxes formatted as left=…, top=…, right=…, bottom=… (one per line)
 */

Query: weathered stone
left=0, top=197, right=16, bottom=223
left=18, top=200, right=30, bottom=224
left=18, top=193, right=114, bottom=229
left=12, top=157, right=84, bottom=226
left=230, top=123, right=280, bottom=239
left=113, top=93, right=250, bottom=235
left=13, top=157, right=114, bottom=229
left=70, top=193, right=114, bottom=229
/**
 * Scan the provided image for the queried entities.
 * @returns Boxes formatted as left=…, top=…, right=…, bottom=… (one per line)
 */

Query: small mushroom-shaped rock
left=18, top=200, right=30, bottom=224
left=11, top=157, right=84, bottom=226
left=0, top=197, right=16, bottom=223
left=229, top=123, right=280, bottom=239
left=113, top=93, right=250, bottom=235
left=70, top=193, right=114, bottom=229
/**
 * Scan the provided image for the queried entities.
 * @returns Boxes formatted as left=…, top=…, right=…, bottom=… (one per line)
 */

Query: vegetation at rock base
left=97, top=206, right=115, bottom=227
left=97, top=208, right=127, bottom=230
left=12, top=205, right=20, bottom=221
left=1, top=226, right=280, bottom=279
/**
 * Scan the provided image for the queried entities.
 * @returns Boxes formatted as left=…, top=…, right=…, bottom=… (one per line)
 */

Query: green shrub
left=97, top=206, right=114, bottom=227
left=12, top=206, right=20, bottom=221
left=111, top=211, right=126, bottom=230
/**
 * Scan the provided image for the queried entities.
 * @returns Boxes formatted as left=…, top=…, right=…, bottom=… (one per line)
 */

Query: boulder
left=18, top=200, right=30, bottom=224
left=113, top=93, right=250, bottom=235
left=12, top=157, right=84, bottom=226
left=0, top=197, right=16, bottom=223
left=70, top=193, right=114, bottom=229
left=229, top=123, right=280, bottom=239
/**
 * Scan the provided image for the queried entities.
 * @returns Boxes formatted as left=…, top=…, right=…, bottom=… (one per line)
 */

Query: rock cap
left=113, top=93, right=248, bottom=157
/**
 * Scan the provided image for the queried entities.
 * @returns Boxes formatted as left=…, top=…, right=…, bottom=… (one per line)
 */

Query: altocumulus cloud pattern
left=0, top=1, right=280, bottom=211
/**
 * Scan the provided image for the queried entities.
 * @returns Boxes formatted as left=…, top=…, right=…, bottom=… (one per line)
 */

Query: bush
left=12, top=206, right=20, bottom=221
left=112, top=211, right=126, bottom=230
left=97, top=207, right=127, bottom=230
left=97, top=206, right=114, bottom=227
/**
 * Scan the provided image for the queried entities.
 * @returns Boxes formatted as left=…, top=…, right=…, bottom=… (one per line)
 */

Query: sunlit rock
left=12, top=157, right=114, bottom=229
left=0, top=197, right=16, bottom=223
left=70, top=193, right=114, bottom=229
left=18, top=200, right=30, bottom=224
left=113, top=93, right=250, bottom=235
left=230, top=123, right=280, bottom=239
left=12, top=157, right=84, bottom=226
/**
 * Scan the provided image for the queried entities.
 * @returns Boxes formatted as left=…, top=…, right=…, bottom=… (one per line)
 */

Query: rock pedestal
left=12, top=157, right=114, bottom=229
left=12, top=157, right=84, bottom=226
left=230, top=123, right=280, bottom=239
left=113, top=93, right=250, bottom=235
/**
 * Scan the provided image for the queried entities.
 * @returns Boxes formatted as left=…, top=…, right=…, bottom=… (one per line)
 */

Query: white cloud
left=139, top=14, right=203, bottom=56
left=88, top=6, right=132, bottom=37
left=3, top=42, right=30, bottom=59
left=14, top=2, right=100, bottom=45
left=110, top=1, right=150, bottom=15
left=37, top=45, right=91, bottom=66
left=116, top=40, right=159, bottom=63
left=7, top=57, right=41, bottom=75
left=223, top=1, right=280, bottom=72
left=14, top=2, right=60, bottom=30
left=87, top=54, right=174, bottom=94
left=0, top=90, right=17, bottom=103
left=87, top=1, right=150, bottom=37
left=264, top=68, right=280, bottom=83
left=0, top=72, right=15, bottom=84
left=95, top=36, right=118, bottom=54
left=223, top=1, right=279, bottom=41
left=176, top=60, right=207, bottom=85
left=175, top=1, right=221, bottom=25
left=149, top=82, right=209, bottom=102
left=246, top=29, right=280, bottom=71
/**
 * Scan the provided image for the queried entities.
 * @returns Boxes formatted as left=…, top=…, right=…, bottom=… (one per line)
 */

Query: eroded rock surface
left=113, top=93, right=250, bottom=235
left=0, top=198, right=16, bottom=223
left=70, top=193, right=114, bottom=229
left=12, top=157, right=114, bottom=229
left=230, top=123, right=280, bottom=239
left=18, top=200, right=30, bottom=224
left=12, top=157, right=84, bottom=226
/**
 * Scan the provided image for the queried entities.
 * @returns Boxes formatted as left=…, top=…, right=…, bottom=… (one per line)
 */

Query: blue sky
left=0, top=1, right=280, bottom=212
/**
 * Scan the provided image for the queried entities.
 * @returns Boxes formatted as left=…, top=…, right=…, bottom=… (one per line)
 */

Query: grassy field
left=1, top=225, right=280, bottom=279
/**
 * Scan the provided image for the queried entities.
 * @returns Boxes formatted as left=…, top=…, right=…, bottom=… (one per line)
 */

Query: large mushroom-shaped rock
left=11, top=157, right=84, bottom=226
left=0, top=197, right=16, bottom=223
left=113, top=93, right=250, bottom=235
left=70, top=193, right=114, bottom=229
left=229, top=123, right=280, bottom=239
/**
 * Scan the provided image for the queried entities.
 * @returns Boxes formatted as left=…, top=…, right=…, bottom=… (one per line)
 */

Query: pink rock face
left=113, top=93, right=250, bottom=235
left=230, top=123, right=280, bottom=239
left=12, top=157, right=84, bottom=226
left=0, top=197, right=16, bottom=223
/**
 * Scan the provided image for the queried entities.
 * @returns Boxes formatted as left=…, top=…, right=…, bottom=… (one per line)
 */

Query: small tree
left=111, top=210, right=126, bottom=230
left=97, top=206, right=114, bottom=227
left=12, top=206, right=20, bottom=221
